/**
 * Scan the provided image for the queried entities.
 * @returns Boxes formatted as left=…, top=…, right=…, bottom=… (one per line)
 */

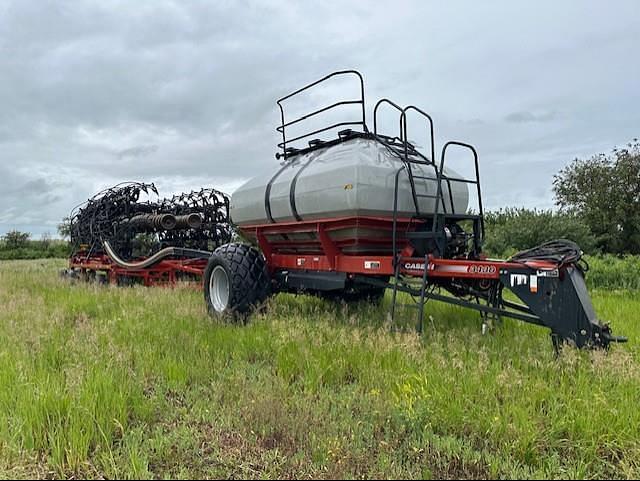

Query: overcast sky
left=1, top=0, right=638, bottom=237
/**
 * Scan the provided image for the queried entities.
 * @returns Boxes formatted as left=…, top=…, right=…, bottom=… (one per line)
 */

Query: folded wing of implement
left=65, top=182, right=233, bottom=285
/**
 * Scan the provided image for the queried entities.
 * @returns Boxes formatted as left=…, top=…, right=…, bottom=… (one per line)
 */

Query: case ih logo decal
left=467, top=265, right=497, bottom=275
left=404, top=262, right=426, bottom=271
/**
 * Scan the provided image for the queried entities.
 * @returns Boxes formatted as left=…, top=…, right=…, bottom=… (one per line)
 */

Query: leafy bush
left=2, top=230, right=30, bottom=249
left=0, top=238, right=70, bottom=260
left=585, top=254, right=640, bottom=290
left=483, top=208, right=597, bottom=256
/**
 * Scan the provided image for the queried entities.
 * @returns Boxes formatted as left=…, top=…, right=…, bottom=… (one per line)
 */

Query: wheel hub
left=210, top=265, right=230, bottom=312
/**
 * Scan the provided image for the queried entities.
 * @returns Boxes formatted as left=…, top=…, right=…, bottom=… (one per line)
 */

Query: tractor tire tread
left=206, top=243, right=270, bottom=317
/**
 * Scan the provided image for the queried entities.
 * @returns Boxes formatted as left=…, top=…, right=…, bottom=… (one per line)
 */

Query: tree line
left=484, top=139, right=640, bottom=256
left=0, top=231, right=69, bottom=260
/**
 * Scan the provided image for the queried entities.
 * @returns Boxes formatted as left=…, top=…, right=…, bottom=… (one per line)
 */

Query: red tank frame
left=239, top=214, right=623, bottom=349
left=241, top=215, right=558, bottom=279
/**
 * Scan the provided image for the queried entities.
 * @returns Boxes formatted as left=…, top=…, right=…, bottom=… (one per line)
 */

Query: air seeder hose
left=102, top=240, right=210, bottom=269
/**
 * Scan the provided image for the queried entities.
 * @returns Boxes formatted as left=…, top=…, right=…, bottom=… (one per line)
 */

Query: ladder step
left=389, top=146, right=420, bottom=155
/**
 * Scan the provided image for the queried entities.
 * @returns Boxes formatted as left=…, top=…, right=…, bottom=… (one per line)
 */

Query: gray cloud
left=505, top=111, right=558, bottom=123
left=0, top=0, right=639, bottom=237
left=116, top=145, right=159, bottom=160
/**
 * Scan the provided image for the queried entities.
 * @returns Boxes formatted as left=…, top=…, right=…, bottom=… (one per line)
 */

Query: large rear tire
left=203, top=243, right=271, bottom=321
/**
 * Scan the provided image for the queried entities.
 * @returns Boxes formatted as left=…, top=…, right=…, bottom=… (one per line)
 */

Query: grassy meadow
left=0, top=259, right=639, bottom=479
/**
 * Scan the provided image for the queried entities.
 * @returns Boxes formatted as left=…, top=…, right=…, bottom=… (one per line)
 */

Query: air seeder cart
left=203, top=70, right=626, bottom=350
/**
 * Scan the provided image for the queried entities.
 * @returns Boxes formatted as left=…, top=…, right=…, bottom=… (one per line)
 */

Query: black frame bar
left=354, top=274, right=545, bottom=327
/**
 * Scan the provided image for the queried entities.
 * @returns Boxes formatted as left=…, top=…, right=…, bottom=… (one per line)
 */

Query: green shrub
left=483, top=208, right=597, bottom=256
left=0, top=239, right=70, bottom=260
left=585, top=254, right=640, bottom=290
left=2, top=230, right=30, bottom=249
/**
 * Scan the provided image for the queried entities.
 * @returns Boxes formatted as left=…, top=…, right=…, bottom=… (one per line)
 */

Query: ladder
left=373, top=101, right=485, bottom=332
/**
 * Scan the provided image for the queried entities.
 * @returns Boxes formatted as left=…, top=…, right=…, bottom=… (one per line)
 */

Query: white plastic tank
left=231, top=136, right=469, bottom=226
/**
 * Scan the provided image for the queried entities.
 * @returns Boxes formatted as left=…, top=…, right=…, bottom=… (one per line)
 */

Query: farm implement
left=65, top=182, right=232, bottom=285
left=66, top=71, right=626, bottom=350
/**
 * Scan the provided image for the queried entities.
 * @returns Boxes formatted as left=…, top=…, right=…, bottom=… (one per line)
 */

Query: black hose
left=509, top=239, right=588, bottom=271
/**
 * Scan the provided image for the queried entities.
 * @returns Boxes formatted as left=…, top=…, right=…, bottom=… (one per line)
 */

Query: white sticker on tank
left=364, top=261, right=381, bottom=270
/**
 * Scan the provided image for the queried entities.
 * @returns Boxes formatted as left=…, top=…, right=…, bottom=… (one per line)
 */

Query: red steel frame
left=66, top=209, right=621, bottom=350
left=69, top=215, right=557, bottom=287
left=69, top=252, right=208, bottom=286
left=243, top=215, right=558, bottom=279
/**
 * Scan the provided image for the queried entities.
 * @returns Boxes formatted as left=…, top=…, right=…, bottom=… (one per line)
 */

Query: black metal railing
left=276, top=70, right=367, bottom=160
left=373, top=98, right=404, bottom=139
left=274, top=70, right=484, bottom=255
left=433, top=141, right=485, bottom=251
left=401, top=106, right=435, bottom=167
left=374, top=100, right=454, bottom=218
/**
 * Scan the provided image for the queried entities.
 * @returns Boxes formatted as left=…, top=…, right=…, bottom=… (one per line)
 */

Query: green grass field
left=0, top=259, right=639, bottom=479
